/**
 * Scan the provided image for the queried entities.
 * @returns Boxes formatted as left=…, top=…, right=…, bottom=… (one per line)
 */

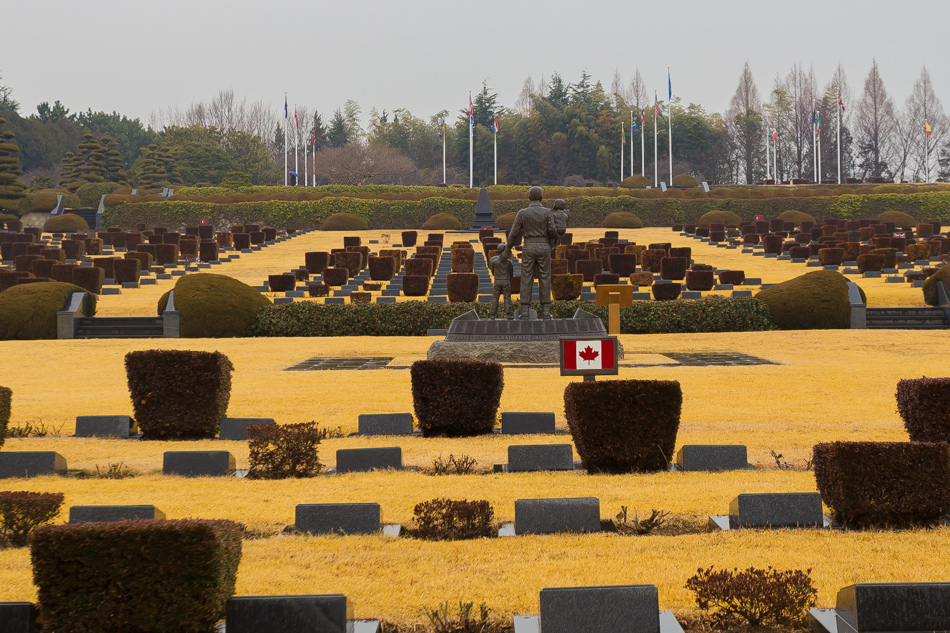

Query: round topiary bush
left=755, top=270, right=853, bottom=330
left=30, top=193, right=59, bottom=213
left=0, top=282, right=96, bottom=340
left=76, top=182, right=121, bottom=207
left=43, top=214, right=89, bottom=233
left=421, top=213, right=463, bottom=230
left=620, top=175, right=651, bottom=189
left=776, top=210, right=816, bottom=226
left=495, top=212, right=517, bottom=231
left=698, top=210, right=741, bottom=227
left=157, top=273, right=270, bottom=338
left=602, top=212, right=643, bottom=229
left=321, top=213, right=369, bottom=231
left=876, top=211, right=917, bottom=229
left=671, top=174, right=699, bottom=188
left=922, top=265, right=950, bottom=306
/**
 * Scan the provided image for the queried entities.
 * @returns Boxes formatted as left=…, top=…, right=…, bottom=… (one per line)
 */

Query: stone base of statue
left=426, top=309, right=621, bottom=364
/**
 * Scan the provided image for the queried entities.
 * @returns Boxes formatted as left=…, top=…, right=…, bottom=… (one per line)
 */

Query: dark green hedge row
left=247, top=297, right=774, bottom=337
left=102, top=191, right=950, bottom=229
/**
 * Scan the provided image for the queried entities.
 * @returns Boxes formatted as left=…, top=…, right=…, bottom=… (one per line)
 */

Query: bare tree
left=782, top=64, right=818, bottom=179
left=897, top=67, right=946, bottom=182
left=855, top=59, right=896, bottom=179
left=766, top=74, right=793, bottom=182
left=727, top=61, right=763, bottom=184
left=312, top=143, right=416, bottom=185
left=610, top=70, right=629, bottom=109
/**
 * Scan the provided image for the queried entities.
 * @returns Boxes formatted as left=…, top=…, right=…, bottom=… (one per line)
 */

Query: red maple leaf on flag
left=579, top=346, right=599, bottom=364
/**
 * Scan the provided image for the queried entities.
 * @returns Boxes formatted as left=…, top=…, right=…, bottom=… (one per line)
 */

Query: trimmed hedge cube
left=125, top=350, right=233, bottom=440
left=401, top=231, right=418, bottom=247
left=451, top=248, right=475, bottom=273
left=405, top=258, right=433, bottom=277
left=819, top=248, right=845, bottom=266
left=411, top=360, right=503, bottom=437
left=551, top=274, right=583, bottom=300
left=321, top=267, right=349, bottom=287
left=31, top=519, right=242, bottom=633
left=762, top=234, right=783, bottom=254
left=551, top=259, right=569, bottom=275
left=154, top=244, right=179, bottom=265
left=856, top=254, right=885, bottom=273
left=564, top=379, right=682, bottom=473
left=113, top=258, right=140, bottom=283
left=897, top=377, right=950, bottom=442
left=813, top=441, right=950, bottom=528
left=660, top=256, right=687, bottom=280
left=71, top=267, right=104, bottom=295
left=447, top=273, right=479, bottom=302
left=368, top=256, right=396, bottom=281
left=575, top=259, right=603, bottom=282
left=308, top=282, right=329, bottom=297
left=305, top=252, right=330, bottom=274
left=592, top=273, right=620, bottom=288
left=50, top=264, right=78, bottom=283
left=629, top=272, right=654, bottom=287
left=233, top=233, right=251, bottom=250
left=199, top=240, right=219, bottom=262
left=640, top=249, right=664, bottom=273
left=651, top=282, right=682, bottom=300
left=402, top=275, right=430, bottom=296
left=125, top=251, right=153, bottom=271
left=268, top=274, right=297, bottom=292
left=718, top=270, right=745, bottom=285
left=685, top=270, right=715, bottom=291
left=608, top=253, right=638, bottom=276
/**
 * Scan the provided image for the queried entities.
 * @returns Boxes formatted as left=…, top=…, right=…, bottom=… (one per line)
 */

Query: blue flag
left=668, top=70, right=672, bottom=101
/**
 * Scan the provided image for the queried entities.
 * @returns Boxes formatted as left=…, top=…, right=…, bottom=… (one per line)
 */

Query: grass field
left=0, top=227, right=947, bottom=626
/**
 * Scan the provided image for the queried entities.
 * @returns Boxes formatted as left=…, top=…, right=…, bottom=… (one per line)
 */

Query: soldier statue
left=487, top=243, right=514, bottom=319
left=505, top=186, right=558, bottom=320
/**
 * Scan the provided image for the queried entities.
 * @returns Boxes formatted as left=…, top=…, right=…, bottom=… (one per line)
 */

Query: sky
left=3, top=0, right=949, bottom=129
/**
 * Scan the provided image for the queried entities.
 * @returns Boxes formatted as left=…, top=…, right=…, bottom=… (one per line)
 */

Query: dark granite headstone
left=501, top=412, right=556, bottom=434
left=836, top=583, right=950, bottom=633
left=336, top=447, right=402, bottom=473
left=74, top=415, right=132, bottom=438
left=69, top=505, right=165, bottom=523
left=0, top=602, right=38, bottom=633
left=515, top=497, right=601, bottom=534
left=219, top=417, right=275, bottom=440
left=295, top=503, right=381, bottom=535
left=162, top=451, right=235, bottom=477
left=728, top=493, right=823, bottom=528
left=507, top=445, right=574, bottom=472
left=0, top=452, right=67, bottom=479
left=226, top=594, right=349, bottom=633
left=357, top=414, right=413, bottom=435
left=540, top=585, right=660, bottom=633
left=674, top=445, right=749, bottom=471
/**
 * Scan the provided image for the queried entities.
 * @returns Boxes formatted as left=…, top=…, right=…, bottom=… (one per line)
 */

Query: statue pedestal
left=426, top=309, right=620, bottom=364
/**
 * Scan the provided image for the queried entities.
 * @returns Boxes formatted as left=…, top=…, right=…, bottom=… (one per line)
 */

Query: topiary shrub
left=602, top=212, right=643, bottom=228
left=652, top=282, right=681, bottom=300
left=671, top=174, right=699, bottom=188
left=125, top=251, right=153, bottom=272
left=402, top=275, right=429, bottom=296
left=71, top=267, right=104, bottom=295
left=776, top=210, right=816, bottom=226
left=630, top=272, right=654, bottom=287
left=0, top=282, right=95, bottom=340
left=113, top=258, right=140, bottom=283
left=575, top=258, right=603, bottom=282
left=905, top=242, right=930, bottom=261
left=916, top=223, right=935, bottom=238
left=406, top=258, right=433, bottom=277
left=410, top=498, right=495, bottom=540
left=411, top=360, right=503, bottom=437
left=451, top=248, right=475, bottom=273
left=813, top=441, right=950, bottom=528
left=876, top=210, right=916, bottom=229
left=29, top=193, right=59, bottom=213
left=685, top=566, right=817, bottom=629
left=401, top=230, right=418, bottom=247
left=334, top=252, right=362, bottom=277
left=620, top=175, right=651, bottom=189
left=42, top=214, right=89, bottom=233
left=321, top=267, right=348, bottom=287
left=0, top=386, right=9, bottom=449
left=640, top=249, right=664, bottom=273
left=0, top=491, right=64, bottom=547
left=761, top=234, right=782, bottom=254
left=660, top=257, right=687, bottom=280
left=897, top=377, right=950, bottom=442
left=496, top=212, right=517, bottom=230
left=698, top=210, right=741, bottom=226
left=789, top=246, right=811, bottom=259
left=350, top=291, right=371, bottom=304
left=550, top=259, right=569, bottom=275
left=856, top=253, right=885, bottom=273
left=125, top=349, right=233, bottom=439
left=32, top=519, right=241, bottom=633
left=921, top=265, right=950, bottom=306
left=321, top=213, right=368, bottom=231
left=422, top=213, right=463, bottom=230
left=369, top=256, right=396, bottom=281
left=718, top=270, right=745, bottom=285
left=565, top=379, right=681, bottom=473
left=592, top=273, right=620, bottom=288
left=76, top=182, right=121, bottom=207
left=447, top=273, right=478, bottom=302
left=607, top=253, right=637, bottom=277
left=199, top=240, right=218, bottom=262
left=156, top=273, right=270, bottom=337
left=685, top=270, right=715, bottom=291
left=247, top=421, right=323, bottom=479
left=304, top=252, right=330, bottom=275
left=267, top=274, right=296, bottom=292
left=755, top=270, right=852, bottom=330
left=551, top=274, right=583, bottom=300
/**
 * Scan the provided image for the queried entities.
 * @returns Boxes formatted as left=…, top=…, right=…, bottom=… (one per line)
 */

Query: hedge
left=247, top=297, right=774, bottom=337
left=411, top=360, right=503, bottom=437
left=102, top=191, right=950, bottom=230
left=896, top=377, right=950, bottom=442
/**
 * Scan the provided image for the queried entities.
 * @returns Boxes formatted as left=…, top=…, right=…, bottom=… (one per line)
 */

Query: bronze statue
left=505, top=186, right=558, bottom=320
left=551, top=198, right=570, bottom=256
left=487, top=243, right=514, bottom=319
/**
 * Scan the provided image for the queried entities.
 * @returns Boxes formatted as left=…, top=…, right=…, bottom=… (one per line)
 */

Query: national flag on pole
left=440, top=121, right=445, bottom=138
left=640, top=108, right=645, bottom=125
left=562, top=339, right=616, bottom=371
left=668, top=70, right=672, bottom=102
left=925, top=121, right=933, bottom=136
left=815, top=111, right=821, bottom=135
left=310, top=128, right=316, bottom=144
left=838, top=94, right=845, bottom=112
left=469, top=93, right=474, bottom=128
left=284, top=94, right=288, bottom=119
left=621, top=123, right=625, bottom=144
left=654, top=93, right=660, bottom=116
left=294, top=107, right=299, bottom=129
left=772, top=120, right=778, bottom=141
left=493, top=116, right=499, bottom=134
left=632, top=122, right=637, bottom=137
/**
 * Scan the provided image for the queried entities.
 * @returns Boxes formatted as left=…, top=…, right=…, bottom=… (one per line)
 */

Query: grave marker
left=501, top=412, right=556, bottom=434
left=357, top=414, right=413, bottom=435
left=69, top=505, right=165, bottom=523
left=226, top=594, right=351, bottom=633
left=0, top=452, right=66, bottom=478
left=162, top=451, right=235, bottom=477
left=514, top=497, right=600, bottom=534
left=219, top=418, right=275, bottom=441
left=335, top=447, right=402, bottom=473
left=74, top=415, right=133, bottom=438
left=507, top=445, right=574, bottom=472
left=295, top=503, right=381, bottom=535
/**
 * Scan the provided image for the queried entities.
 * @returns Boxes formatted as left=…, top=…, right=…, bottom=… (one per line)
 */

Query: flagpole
left=312, top=133, right=316, bottom=187
left=667, top=67, right=672, bottom=186
left=837, top=94, right=842, bottom=184
left=629, top=111, right=634, bottom=178
left=442, top=122, right=446, bottom=185
left=620, top=123, right=624, bottom=183
left=493, top=118, right=497, bottom=186
left=773, top=117, right=777, bottom=182
left=283, top=93, right=287, bottom=186
left=766, top=119, right=771, bottom=180
left=294, top=105, right=299, bottom=186
left=812, top=102, right=817, bottom=183
left=641, top=110, right=645, bottom=178
left=304, top=133, right=308, bottom=189
left=469, top=93, right=473, bottom=189
left=653, top=91, right=658, bottom=187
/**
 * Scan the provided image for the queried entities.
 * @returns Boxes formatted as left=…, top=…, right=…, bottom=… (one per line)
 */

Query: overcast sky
left=4, top=0, right=948, bottom=129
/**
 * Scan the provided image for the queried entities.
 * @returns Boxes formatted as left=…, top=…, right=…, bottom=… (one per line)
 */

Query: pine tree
left=0, top=116, right=27, bottom=214
left=101, top=135, right=126, bottom=183
left=134, top=144, right=182, bottom=189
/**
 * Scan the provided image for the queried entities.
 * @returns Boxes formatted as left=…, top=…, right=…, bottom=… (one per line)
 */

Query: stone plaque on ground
left=219, top=418, right=275, bottom=440
left=162, top=451, right=235, bottom=477
left=295, top=503, right=381, bottom=535
left=74, top=415, right=132, bottom=438
left=470, top=185, right=497, bottom=229
left=226, top=594, right=350, bottom=633
left=674, top=445, right=749, bottom=471
left=336, top=447, right=402, bottom=473
left=0, top=602, right=38, bottom=633
left=501, top=412, right=556, bottom=434
left=540, top=585, right=661, bottom=633
left=834, top=583, right=950, bottom=633
left=515, top=497, right=601, bottom=534
left=507, top=445, right=574, bottom=472
left=728, top=493, right=823, bottom=528
left=69, top=505, right=165, bottom=523
left=358, top=413, right=413, bottom=435
left=0, top=452, right=67, bottom=478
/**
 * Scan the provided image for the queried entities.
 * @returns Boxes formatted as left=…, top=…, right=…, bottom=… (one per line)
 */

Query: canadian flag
left=563, top=339, right=615, bottom=371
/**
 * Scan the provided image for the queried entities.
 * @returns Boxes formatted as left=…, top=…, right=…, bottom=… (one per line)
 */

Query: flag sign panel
left=560, top=337, right=620, bottom=376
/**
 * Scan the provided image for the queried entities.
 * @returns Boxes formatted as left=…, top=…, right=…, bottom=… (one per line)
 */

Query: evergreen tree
left=133, top=144, right=183, bottom=189
left=0, top=116, right=27, bottom=214
left=327, top=109, right=349, bottom=147
left=101, top=135, right=126, bottom=183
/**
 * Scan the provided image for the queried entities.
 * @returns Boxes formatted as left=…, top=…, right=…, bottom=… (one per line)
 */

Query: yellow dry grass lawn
left=93, top=227, right=931, bottom=316
left=1, top=330, right=949, bottom=623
